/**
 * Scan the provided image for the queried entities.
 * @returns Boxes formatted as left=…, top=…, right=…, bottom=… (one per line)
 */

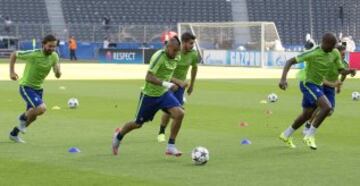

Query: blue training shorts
left=19, top=86, right=44, bottom=110
left=299, top=81, right=325, bottom=108
left=134, top=91, right=181, bottom=125
left=323, top=85, right=335, bottom=109
left=172, top=87, right=185, bottom=105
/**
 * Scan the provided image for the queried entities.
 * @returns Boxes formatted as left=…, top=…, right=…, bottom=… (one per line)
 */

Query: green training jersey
left=296, top=61, right=307, bottom=81
left=325, top=60, right=349, bottom=82
left=17, top=49, right=59, bottom=89
left=295, top=47, right=344, bottom=85
left=142, top=50, right=181, bottom=97
left=172, top=50, right=198, bottom=81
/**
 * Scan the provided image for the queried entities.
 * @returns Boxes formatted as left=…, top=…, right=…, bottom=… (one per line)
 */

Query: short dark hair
left=42, top=34, right=57, bottom=45
left=181, top=32, right=196, bottom=42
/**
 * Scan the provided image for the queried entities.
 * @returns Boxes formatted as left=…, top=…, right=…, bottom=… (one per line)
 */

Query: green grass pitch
left=0, top=79, right=359, bottom=186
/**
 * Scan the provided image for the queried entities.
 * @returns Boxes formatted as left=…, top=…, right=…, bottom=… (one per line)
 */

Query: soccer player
left=112, top=37, right=186, bottom=156
left=278, top=33, right=356, bottom=150
left=157, top=32, right=199, bottom=143
left=9, top=34, right=62, bottom=143
left=303, top=44, right=355, bottom=134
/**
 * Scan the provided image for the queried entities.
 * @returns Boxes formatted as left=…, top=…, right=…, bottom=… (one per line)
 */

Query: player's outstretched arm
left=53, top=63, right=62, bottom=79
left=279, top=57, right=297, bottom=90
left=340, top=74, right=347, bottom=82
left=146, top=71, right=178, bottom=91
left=187, top=66, right=198, bottom=95
left=9, top=52, right=18, bottom=81
left=339, top=68, right=356, bottom=77
left=171, top=78, right=188, bottom=88
left=323, top=79, right=341, bottom=88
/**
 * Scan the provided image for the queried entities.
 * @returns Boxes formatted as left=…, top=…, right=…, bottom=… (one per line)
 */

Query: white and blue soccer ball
left=68, top=98, right=79, bottom=109
left=267, top=93, right=278, bottom=103
left=191, top=146, right=209, bottom=165
left=352, top=92, right=360, bottom=101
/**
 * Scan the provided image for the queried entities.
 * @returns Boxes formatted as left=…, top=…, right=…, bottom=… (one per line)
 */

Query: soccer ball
left=267, top=93, right=278, bottom=103
left=68, top=98, right=79, bottom=109
left=352, top=92, right=360, bottom=101
left=191, top=146, right=209, bottom=165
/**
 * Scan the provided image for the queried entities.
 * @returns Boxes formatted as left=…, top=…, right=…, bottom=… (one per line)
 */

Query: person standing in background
left=103, top=37, right=109, bottom=49
left=68, top=36, right=77, bottom=61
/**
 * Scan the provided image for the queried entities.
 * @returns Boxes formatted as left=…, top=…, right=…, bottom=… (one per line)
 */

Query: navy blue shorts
left=134, top=91, right=181, bottom=125
left=172, top=87, right=185, bottom=105
left=299, top=82, right=325, bottom=108
left=19, top=86, right=44, bottom=110
left=323, top=85, right=335, bottom=109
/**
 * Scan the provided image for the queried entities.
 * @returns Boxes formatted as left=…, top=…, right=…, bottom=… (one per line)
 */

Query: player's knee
left=322, top=105, right=331, bottom=113
left=172, top=109, right=185, bottom=120
left=36, top=105, right=47, bottom=115
left=302, top=108, right=314, bottom=119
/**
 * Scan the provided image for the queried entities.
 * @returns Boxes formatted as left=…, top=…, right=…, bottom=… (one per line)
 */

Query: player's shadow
left=0, top=141, right=13, bottom=144
left=258, top=146, right=313, bottom=157
left=236, top=145, right=313, bottom=159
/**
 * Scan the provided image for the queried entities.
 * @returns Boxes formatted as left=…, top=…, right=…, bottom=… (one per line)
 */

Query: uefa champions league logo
left=106, top=51, right=112, bottom=60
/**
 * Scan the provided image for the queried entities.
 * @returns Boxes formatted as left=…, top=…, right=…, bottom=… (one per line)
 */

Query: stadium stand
left=247, top=0, right=360, bottom=46
left=0, top=0, right=50, bottom=40
left=60, top=0, right=233, bottom=42
left=1, top=0, right=359, bottom=48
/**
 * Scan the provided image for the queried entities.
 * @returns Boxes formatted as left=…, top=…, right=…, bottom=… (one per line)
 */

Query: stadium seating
left=247, top=0, right=360, bottom=46
left=0, top=0, right=50, bottom=40
left=1, top=0, right=359, bottom=47
left=61, top=0, right=233, bottom=42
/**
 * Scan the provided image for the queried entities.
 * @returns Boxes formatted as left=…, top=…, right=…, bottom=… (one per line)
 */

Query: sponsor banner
left=203, top=50, right=228, bottom=65
left=229, top=51, right=261, bottom=67
left=99, top=49, right=143, bottom=64
left=203, top=50, right=303, bottom=68
left=349, top=52, right=360, bottom=70
left=266, top=51, right=303, bottom=68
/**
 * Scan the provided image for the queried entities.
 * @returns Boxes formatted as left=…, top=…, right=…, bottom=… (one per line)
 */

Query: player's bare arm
left=9, top=52, right=18, bottom=81
left=187, top=66, right=198, bottom=95
left=323, top=79, right=342, bottom=88
left=279, top=57, right=297, bottom=90
left=171, top=77, right=188, bottom=88
left=339, top=68, right=356, bottom=77
left=53, top=63, right=62, bottom=79
left=146, top=71, right=178, bottom=92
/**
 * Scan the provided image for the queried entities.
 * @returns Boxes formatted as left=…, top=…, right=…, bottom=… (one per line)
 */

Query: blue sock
left=116, top=132, right=124, bottom=141
left=168, top=138, right=175, bottom=145
left=19, top=113, right=27, bottom=121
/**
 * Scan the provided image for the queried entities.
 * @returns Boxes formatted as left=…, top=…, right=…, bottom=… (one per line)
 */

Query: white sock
left=283, top=126, right=295, bottom=137
left=167, top=144, right=175, bottom=149
left=303, top=124, right=310, bottom=133
left=306, top=125, right=317, bottom=137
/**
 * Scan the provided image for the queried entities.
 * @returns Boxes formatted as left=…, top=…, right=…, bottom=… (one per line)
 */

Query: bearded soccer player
left=9, top=34, right=61, bottom=143
left=157, top=32, right=199, bottom=143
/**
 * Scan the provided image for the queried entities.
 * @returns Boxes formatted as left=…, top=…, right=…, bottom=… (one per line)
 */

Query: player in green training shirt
left=9, top=34, right=62, bottom=143
left=278, top=33, right=356, bottom=150
left=302, top=44, right=356, bottom=134
left=157, top=32, right=199, bottom=143
left=112, top=37, right=187, bottom=156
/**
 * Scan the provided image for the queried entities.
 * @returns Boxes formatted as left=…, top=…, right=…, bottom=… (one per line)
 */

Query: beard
left=43, top=49, right=53, bottom=56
